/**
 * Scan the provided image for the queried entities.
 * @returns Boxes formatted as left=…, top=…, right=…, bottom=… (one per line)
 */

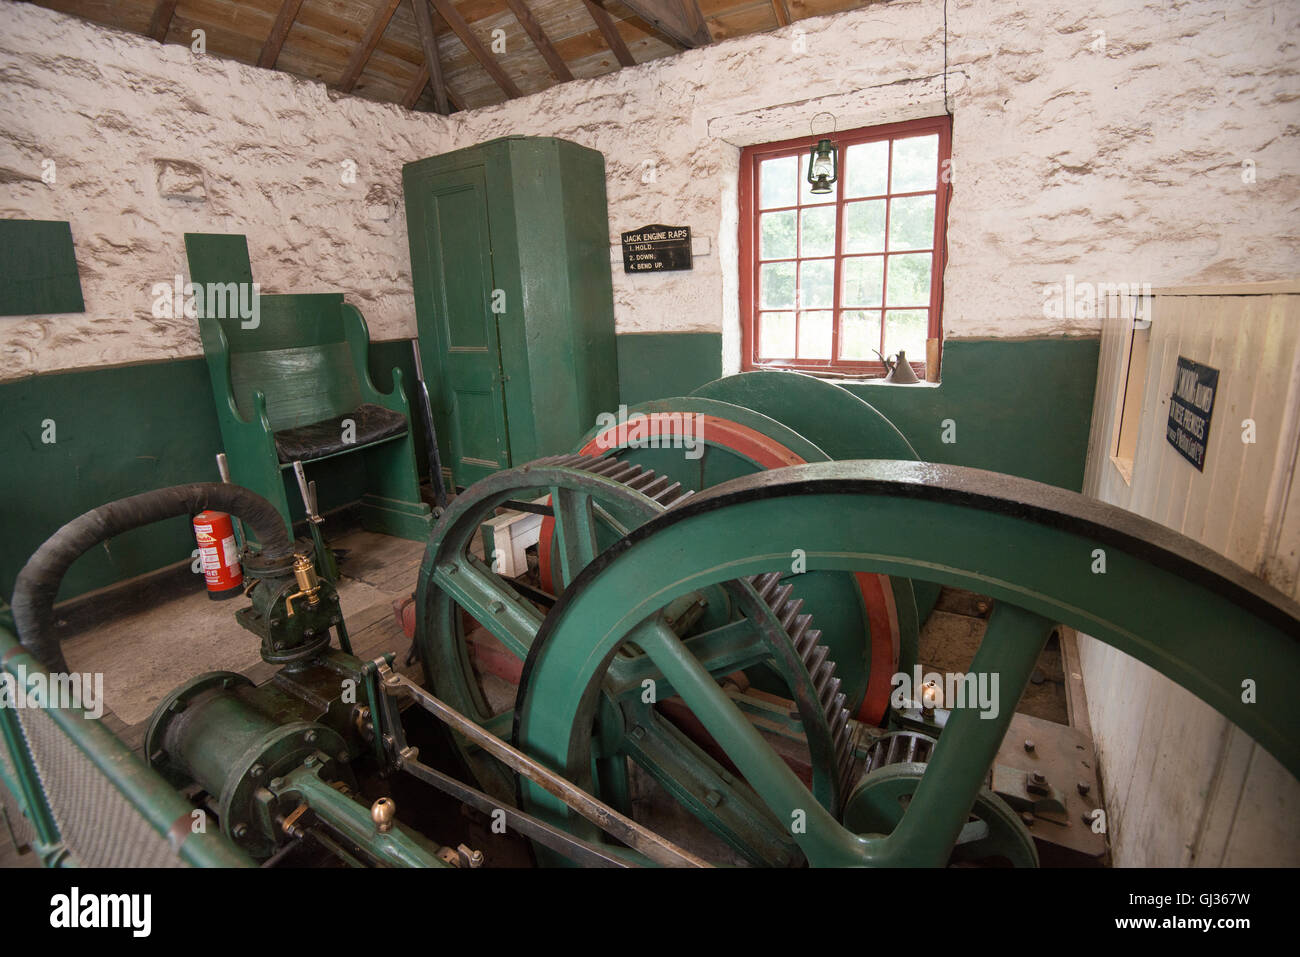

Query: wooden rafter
left=506, top=0, right=574, bottom=82
left=402, top=62, right=465, bottom=111
left=428, top=0, right=522, bottom=99
left=258, top=0, right=307, bottom=68
left=581, top=0, right=635, bottom=67
left=338, top=0, right=404, bottom=93
left=771, top=0, right=791, bottom=27
left=147, top=0, right=179, bottom=42
left=616, top=0, right=712, bottom=48
left=410, top=0, right=452, bottom=115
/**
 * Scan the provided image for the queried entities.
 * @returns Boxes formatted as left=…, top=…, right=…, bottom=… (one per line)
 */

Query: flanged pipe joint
left=144, top=671, right=352, bottom=859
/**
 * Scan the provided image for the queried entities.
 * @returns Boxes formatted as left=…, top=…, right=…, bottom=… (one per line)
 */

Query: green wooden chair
left=185, top=233, right=432, bottom=542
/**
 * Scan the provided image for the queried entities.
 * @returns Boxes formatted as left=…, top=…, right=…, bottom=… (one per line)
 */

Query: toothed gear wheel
left=415, top=454, right=860, bottom=826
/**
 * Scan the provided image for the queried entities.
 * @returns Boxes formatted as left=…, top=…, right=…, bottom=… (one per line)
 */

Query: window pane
left=841, top=256, right=884, bottom=307
left=844, top=200, right=885, bottom=254
left=760, top=156, right=797, bottom=209
left=759, top=312, right=795, bottom=358
left=885, top=309, right=928, bottom=360
left=845, top=140, right=888, bottom=198
left=891, top=134, right=938, bottom=192
left=888, top=194, right=936, bottom=250
left=840, top=311, right=881, bottom=361
left=798, top=311, right=833, bottom=359
left=798, top=260, right=834, bottom=309
left=885, top=252, right=931, bottom=306
left=800, top=206, right=836, bottom=257
left=760, top=261, right=796, bottom=308
left=800, top=150, right=838, bottom=205
left=760, top=210, right=796, bottom=260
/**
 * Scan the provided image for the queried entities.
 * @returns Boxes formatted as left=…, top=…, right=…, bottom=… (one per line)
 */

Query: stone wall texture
left=2, top=0, right=1298, bottom=380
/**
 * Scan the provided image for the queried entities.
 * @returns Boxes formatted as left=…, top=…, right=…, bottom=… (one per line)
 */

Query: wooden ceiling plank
left=771, top=0, right=791, bottom=26
left=339, top=0, right=405, bottom=93
left=580, top=0, right=635, bottom=66
left=259, top=0, right=307, bottom=68
left=614, top=0, right=712, bottom=47
left=428, top=0, right=523, bottom=98
left=505, top=0, right=574, bottom=82
left=148, top=0, right=179, bottom=42
left=410, top=0, right=453, bottom=114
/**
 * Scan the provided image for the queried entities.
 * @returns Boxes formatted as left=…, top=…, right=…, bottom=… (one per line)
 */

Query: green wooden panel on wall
left=841, top=337, right=1101, bottom=491
left=618, top=333, right=723, bottom=406
left=0, top=220, right=85, bottom=316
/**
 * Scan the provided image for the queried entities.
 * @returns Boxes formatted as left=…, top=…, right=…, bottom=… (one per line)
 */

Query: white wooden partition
left=1079, top=281, right=1300, bottom=866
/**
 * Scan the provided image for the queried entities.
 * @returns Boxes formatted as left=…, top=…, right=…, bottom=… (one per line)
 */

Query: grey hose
left=11, top=483, right=292, bottom=671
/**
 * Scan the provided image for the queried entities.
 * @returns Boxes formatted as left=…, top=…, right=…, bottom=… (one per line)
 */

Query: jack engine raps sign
left=621, top=225, right=692, bottom=273
left=1166, top=356, right=1219, bottom=471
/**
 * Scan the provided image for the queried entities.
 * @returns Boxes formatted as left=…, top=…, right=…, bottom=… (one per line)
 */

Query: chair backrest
left=185, top=234, right=363, bottom=431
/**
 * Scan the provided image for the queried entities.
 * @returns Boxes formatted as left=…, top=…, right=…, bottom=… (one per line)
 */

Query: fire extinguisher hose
left=11, top=483, right=292, bottom=672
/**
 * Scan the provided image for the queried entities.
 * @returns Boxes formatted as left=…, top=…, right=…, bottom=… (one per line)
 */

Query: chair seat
left=274, top=402, right=408, bottom=464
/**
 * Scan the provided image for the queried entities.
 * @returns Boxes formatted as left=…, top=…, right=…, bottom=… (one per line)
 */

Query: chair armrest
left=198, top=317, right=254, bottom=427
left=341, top=302, right=396, bottom=406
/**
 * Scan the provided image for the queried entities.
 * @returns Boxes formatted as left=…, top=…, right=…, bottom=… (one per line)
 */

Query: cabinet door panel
left=415, top=167, right=510, bottom=487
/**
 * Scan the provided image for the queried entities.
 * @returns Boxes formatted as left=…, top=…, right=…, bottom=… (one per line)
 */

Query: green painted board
left=618, top=333, right=722, bottom=406
left=0, top=220, right=85, bottom=316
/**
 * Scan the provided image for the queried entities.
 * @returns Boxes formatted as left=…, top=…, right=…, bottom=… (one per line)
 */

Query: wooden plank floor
left=55, top=523, right=428, bottom=754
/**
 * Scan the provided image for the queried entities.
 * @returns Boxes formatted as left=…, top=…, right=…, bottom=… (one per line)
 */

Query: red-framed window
left=739, top=115, right=952, bottom=376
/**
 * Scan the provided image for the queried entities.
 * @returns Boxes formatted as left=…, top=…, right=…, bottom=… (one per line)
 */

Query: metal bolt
left=1077, top=781, right=1091, bottom=796
left=445, top=564, right=459, bottom=575
left=704, top=789, right=722, bottom=807
left=250, top=764, right=264, bottom=779
left=1020, top=812, right=1034, bottom=827
left=269, top=777, right=284, bottom=790
left=489, top=601, right=505, bottom=614
left=304, top=730, right=318, bottom=744
left=1023, top=739, right=1035, bottom=752
left=270, top=618, right=281, bottom=628
left=304, top=755, right=318, bottom=768
left=233, top=823, right=248, bottom=839
left=1030, top=771, right=1046, bottom=786
left=630, top=726, right=646, bottom=740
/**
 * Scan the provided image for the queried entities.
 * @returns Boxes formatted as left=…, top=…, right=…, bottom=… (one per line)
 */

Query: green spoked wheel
left=545, top=395, right=917, bottom=724
left=515, top=460, right=1300, bottom=866
left=414, top=456, right=861, bottom=859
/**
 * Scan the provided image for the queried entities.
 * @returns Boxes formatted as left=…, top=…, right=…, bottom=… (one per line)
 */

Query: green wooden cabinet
left=403, top=136, right=620, bottom=489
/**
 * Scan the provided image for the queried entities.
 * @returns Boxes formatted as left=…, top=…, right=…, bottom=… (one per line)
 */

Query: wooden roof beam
left=147, top=0, right=179, bottom=42
left=402, top=63, right=465, bottom=111
left=338, top=0, right=404, bottom=93
left=410, top=0, right=452, bottom=115
left=615, top=0, right=712, bottom=48
left=258, top=0, right=306, bottom=68
left=506, top=0, right=574, bottom=83
left=771, top=0, right=791, bottom=27
left=428, top=0, right=522, bottom=99
left=581, top=0, right=635, bottom=67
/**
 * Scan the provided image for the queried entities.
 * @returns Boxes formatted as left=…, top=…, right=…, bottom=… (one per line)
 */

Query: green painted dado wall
left=0, top=334, right=1097, bottom=605
left=841, top=338, right=1101, bottom=492
left=617, top=334, right=1100, bottom=492
left=0, top=340, right=423, bottom=604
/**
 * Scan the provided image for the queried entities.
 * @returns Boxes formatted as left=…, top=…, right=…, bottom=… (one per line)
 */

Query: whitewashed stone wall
left=0, top=2, right=446, bottom=380
left=2, top=0, right=1298, bottom=381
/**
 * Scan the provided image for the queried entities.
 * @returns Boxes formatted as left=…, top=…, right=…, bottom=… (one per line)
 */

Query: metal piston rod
left=373, top=662, right=710, bottom=868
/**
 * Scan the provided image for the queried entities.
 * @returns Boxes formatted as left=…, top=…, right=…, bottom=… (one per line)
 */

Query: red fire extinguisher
left=193, top=510, right=243, bottom=600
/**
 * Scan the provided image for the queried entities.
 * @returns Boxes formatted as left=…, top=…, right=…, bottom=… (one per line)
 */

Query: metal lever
left=374, top=663, right=710, bottom=868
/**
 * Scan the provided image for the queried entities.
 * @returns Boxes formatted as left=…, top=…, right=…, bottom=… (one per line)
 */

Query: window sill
left=829, top=377, right=940, bottom=389
left=1109, top=454, right=1135, bottom=486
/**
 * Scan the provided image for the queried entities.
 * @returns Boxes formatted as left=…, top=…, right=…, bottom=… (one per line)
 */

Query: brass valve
left=371, top=797, right=396, bottom=833
left=284, top=553, right=322, bottom=618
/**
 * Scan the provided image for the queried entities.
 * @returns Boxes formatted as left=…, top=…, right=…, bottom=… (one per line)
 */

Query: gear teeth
left=583, top=456, right=628, bottom=476
left=767, top=583, right=794, bottom=612
left=778, top=598, right=804, bottom=631
left=652, top=481, right=683, bottom=503
left=800, top=628, right=822, bottom=656
left=812, top=660, right=837, bottom=698
left=624, top=471, right=658, bottom=491
left=640, top=475, right=672, bottom=498
left=804, top=643, right=828, bottom=675
left=819, top=675, right=842, bottom=712
left=828, top=700, right=850, bottom=739
left=606, top=463, right=645, bottom=483
left=752, top=572, right=783, bottom=602
left=787, top=613, right=813, bottom=649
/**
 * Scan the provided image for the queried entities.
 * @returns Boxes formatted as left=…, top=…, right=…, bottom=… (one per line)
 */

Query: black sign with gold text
left=621, top=225, right=692, bottom=273
left=1166, top=356, right=1219, bottom=471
